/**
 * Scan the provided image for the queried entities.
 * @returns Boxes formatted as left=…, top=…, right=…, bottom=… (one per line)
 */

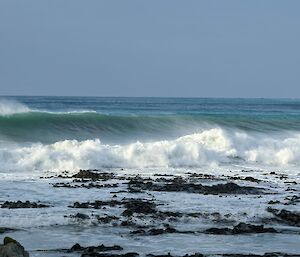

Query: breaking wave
left=1, top=128, right=300, bottom=172
left=0, top=99, right=30, bottom=115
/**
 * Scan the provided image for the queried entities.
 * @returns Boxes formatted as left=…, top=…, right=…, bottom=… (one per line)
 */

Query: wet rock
left=221, top=253, right=300, bottom=257
left=146, top=253, right=299, bottom=257
left=96, top=215, right=119, bottom=224
left=73, top=213, right=90, bottom=220
left=73, top=170, right=115, bottom=181
left=147, top=254, right=174, bottom=257
left=120, top=220, right=137, bottom=227
left=204, top=223, right=277, bottom=234
left=183, top=254, right=204, bottom=257
left=244, top=176, right=261, bottom=183
left=70, top=243, right=83, bottom=251
left=82, top=253, right=139, bottom=257
left=1, top=200, right=49, bottom=209
left=204, top=227, right=232, bottom=235
left=147, top=254, right=204, bottom=257
left=204, top=183, right=262, bottom=194
left=69, top=200, right=123, bottom=209
left=69, top=243, right=123, bottom=253
left=0, top=228, right=16, bottom=234
left=154, top=211, right=184, bottom=219
left=284, top=195, right=300, bottom=205
left=128, top=178, right=263, bottom=195
left=229, top=176, right=261, bottom=183
left=69, top=198, right=157, bottom=216
left=267, top=208, right=300, bottom=227
left=53, top=182, right=118, bottom=189
left=122, top=199, right=157, bottom=217
left=0, top=237, right=29, bottom=257
left=232, top=223, right=277, bottom=234
left=268, top=200, right=281, bottom=205
left=131, top=225, right=193, bottom=236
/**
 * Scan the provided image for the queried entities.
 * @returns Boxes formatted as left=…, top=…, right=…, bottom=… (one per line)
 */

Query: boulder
left=0, top=237, right=29, bottom=257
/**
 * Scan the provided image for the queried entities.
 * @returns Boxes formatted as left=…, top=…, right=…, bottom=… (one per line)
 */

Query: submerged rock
left=0, top=228, right=17, bottom=234
left=73, top=213, right=90, bottom=220
left=204, top=223, right=277, bottom=235
left=147, top=253, right=299, bottom=257
left=72, top=170, right=115, bottom=181
left=0, top=201, right=49, bottom=209
left=69, top=243, right=123, bottom=253
left=69, top=200, right=123, bottom=209
left=131, top=224, right=194, bottom=236
left=128, top=178, right=263, bottom=195
left=122, top=199, right=157, bottom=217
left=82, top=253, right=139, bottom=257
left=67, top=243, right=138, bottom=257
left=267, top=208, right=300, bottom=227
left=0, top=237, right=29, bottom=257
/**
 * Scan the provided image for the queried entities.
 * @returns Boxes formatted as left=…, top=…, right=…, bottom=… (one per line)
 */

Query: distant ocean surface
left=1, top=96, right=300, bottom=172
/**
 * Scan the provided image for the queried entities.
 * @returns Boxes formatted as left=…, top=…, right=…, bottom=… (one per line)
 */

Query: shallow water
left=0, top=167, right=299, bottom=256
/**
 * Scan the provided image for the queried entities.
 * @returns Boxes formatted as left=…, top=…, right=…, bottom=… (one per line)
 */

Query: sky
left=0, top=1, right=300, bottom=97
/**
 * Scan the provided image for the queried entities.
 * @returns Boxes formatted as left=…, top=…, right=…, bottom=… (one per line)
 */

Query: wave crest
left=1, top=128, right=300, bottom=172
left=0, top=99, right=30, bottom=116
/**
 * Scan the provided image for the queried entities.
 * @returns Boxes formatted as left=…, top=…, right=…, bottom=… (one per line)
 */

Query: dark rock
left=284, top=195, right=300, bottom=205
left=244, top=177, right=261, bottom=183
left=71, top=243, right=84, bottom=251
left=147, top=254, right=174, bottom=257
left=53, top=182, right=118, bottom=189
left=222, top=253, right=300, bottom=257
left=267, top=208, right=300, bottom=227
left=0, top=228, right=16, bottom=234
left=146, top=253, right=300, bottom=257
left=147, top=254, right=204, bottom=257
left=204, top=223, right=277, bottom=234
left=122, top=199, right=157, bottom=217
left=0, top=237, right=29, bottom=257
left=82, top=253, right=139, bottom=257
left=131, top=225, right=193, bottom=236
left=74, top=213, right=90, bottom=220
left=97, top=216, right=119, bottom=224
left=128, top=178, right=262, bottom=195
left=232, top=223, right=277, bottom=234
left=1, top=200, right=50, bottom=209
left=204, top=227, right=232, bottom=235
left=69, top=200, right=123, bottom=209
left=73, top=170, right=115, bottom=181
left=268, top=200, right=281, bottom=205
left=69, top=243, right=123, bottom=253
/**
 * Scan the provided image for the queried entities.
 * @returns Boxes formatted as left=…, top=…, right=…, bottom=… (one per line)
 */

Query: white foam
left=0, top=99, right=30, bottom=116
left=1, top=128, right=300, bottom=172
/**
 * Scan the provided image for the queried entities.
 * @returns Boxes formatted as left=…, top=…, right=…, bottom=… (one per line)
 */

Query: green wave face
left=1, top=111, right=300, bottom=144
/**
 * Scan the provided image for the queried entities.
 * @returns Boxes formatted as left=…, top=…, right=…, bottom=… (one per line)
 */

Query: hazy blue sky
left=0, top=1, right=300, bottom=97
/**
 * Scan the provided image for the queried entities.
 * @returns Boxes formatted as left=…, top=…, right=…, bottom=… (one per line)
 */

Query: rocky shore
left=0, top=169, right=299, bottom=256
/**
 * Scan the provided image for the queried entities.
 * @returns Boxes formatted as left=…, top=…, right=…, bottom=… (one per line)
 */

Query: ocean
left=1, top=96, right=300, bottom=172
left=0, top=97, right=299, bottom=256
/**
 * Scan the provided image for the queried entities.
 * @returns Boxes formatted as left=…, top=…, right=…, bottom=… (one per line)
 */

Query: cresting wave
left=0, top=99, right=30, bottom=115
left=1, top=128, right=300, bottom=172
left=2, top=108, right=300, bottom=144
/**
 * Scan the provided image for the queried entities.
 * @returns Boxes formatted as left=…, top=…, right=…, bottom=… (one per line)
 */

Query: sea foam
left=0, top=99, right=30, bottom=116
left=1, top=128, right=300, bottom=172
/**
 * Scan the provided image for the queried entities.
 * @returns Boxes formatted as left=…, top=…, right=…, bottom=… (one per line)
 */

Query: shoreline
left=0, top=168, right=299, bottom=256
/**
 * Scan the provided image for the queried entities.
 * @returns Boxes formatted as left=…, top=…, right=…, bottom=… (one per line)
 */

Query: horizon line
left=0, top=94, right=299, bottom=100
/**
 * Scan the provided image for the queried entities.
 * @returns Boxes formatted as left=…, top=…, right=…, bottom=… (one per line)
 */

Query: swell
left=1, top=111, right=300, bottom=143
